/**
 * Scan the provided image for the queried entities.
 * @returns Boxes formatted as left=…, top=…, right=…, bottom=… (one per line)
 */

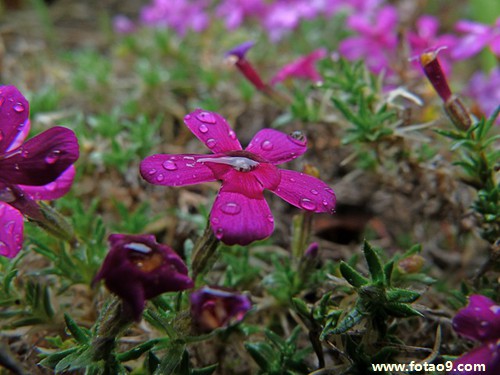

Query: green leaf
left=155, top=342, right=186, bottom=375
left=116, top=339, right=159, bottom=362
left=64, top=313, right=90, bottom=344
left=191, top=363, right=218, bottom=375
left=363, top=240, right=385, bottom=285
left=384, top=303, right=423, bottom=318
left=339, top=261, right=369, bottom=287
left=325, top=307, right=365, bottom=336
left=245, top=342, right=277, bottom=372
left=386, top=289, right=420, bottom=303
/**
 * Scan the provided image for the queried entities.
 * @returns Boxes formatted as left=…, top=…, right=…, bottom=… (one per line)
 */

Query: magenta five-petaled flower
left=0, top=86, right=79, bottom=258
left=140, top=109, right=336, bottom=246
left=451, top=295, right=500, bottom=375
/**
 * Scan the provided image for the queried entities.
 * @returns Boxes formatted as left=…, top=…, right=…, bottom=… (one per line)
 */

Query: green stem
left=191, top=222, right=220, bottom=282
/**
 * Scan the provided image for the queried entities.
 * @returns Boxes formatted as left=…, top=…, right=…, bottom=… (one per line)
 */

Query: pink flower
left=271, top=48, right=327, bottom=85
left=140, top=109, right=336, bottom=245
left=452, top=18, right=500, bottom=60
left=451, top=295, right=500, bottom=375
left=139, top=0, right=210, bottom=37
left=338, top=5, right=398, bottom=75
left=94, top=234, right=193, bottom=320
left=408, top=15, right=457, bottom=75
left=113, top=15, right=136, bottom=35
left=190, top=286, right=251, bottom=332
left=0, top=86, right=79, bottom=258
left=215, top=0, right=266, bottom=30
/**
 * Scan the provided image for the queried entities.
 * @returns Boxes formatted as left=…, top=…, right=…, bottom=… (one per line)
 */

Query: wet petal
left=183, top=109, right=242, bottom=153
left=8, top=119, right=31, bottom=152
left=0, top=202, right=24, bottom=258
left=0, top=127, right=79, bottom=186
left=451, top=341, right=500, bottom=375
left=19, top=165, right=76, bottom=200
left=270, top=169, right=336, bottom=214
left=245, top=129, right=307, bottom=165
left=0, top=85, right=30, bottom=154
left=452, top=295, right=500, bottom=341
left=210, top=187, right=273, bottom=245
left=140, top=154, right=217, bottom=186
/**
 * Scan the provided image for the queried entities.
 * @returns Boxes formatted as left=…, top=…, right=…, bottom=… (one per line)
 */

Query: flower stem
left=191, top=222, right=220, bottom=282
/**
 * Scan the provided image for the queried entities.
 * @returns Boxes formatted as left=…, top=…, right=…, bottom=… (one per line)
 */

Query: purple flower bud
left=304, top=242, right=319, bottom=258
left=190, top=286, right=251, bottom=332
left=94, top=234, right=193, bottom=321
left=419, top=48, right=452, bottom=103
left=225, top=41, right=267, bottom=91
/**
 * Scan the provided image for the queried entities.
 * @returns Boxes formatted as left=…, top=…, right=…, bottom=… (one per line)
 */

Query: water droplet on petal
left=44, top=182, right=57, bottom=191
left=0, top=130, right=3, bottom=142
left=21, top=149, right=29, bottom=158
left=199, top=124, right=209, bottom=133
left=206, top=138, right=217, bottom=149
left=289, top=177, right=296, bottom=182
left=211, top=217, right=220, bottom=224
left=148, top=169, right=157, bottom=175
left=261, top=140, right=273, bottom=151
left=0, top=241, right=7, bottom=254
left=184, top=114, right=191, bottom=120
left=299, top=198, right=317, bottom=211
left=13, top=102, right=25, bottom=112
left=45, top=150, right=61, bottom=164
left=324, top=187, right=334, bottom=195
left=215, top=227, right=224, bottom=239
left=0, top=96, right=4, bottom=107
left=310, top=189, right=318, bottom=195
left=156, top=174, right=165, bottom=182
left=196, top=111, right=217, bottom=124
left=266, top=215, right=274, bottom=223
left=228, top=130, right=236, bottom=140
left=221, top=202, right=241, bottom=215
left=162, top=160, right=178, bottom=171
left=322, top=200, right=328, bottom=206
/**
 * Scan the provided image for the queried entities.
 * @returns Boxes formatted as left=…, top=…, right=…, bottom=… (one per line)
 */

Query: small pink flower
left=466, top=67, right=500, bottom=124
left=271, top=48, right=327, bottom=85
left=0, top=86, right=79, bottom=258
left=140, top=109, right=336, bottom=245
left=452, top=18, right=500, bottom=60
left=451, top=295, right=500, bottom=375
left=338, top=5, right=398, bottom=75
left=113, top=15, right=136, bottom=35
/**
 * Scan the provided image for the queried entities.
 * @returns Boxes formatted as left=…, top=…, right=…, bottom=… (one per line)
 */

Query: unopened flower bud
left=397, top=254, right=425, bottom=274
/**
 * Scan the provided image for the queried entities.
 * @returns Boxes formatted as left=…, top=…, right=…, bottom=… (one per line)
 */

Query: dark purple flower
left=94, top=234, right=194, bottom=320
left=190, top=286, right=251, bottom=332
left=452, top=18, right=500, bottom=60
left=271, top=48, right=327, bottom=85
left=0, top=85, right=79, bottom=258
left=466, top=67, right=500, bottom=124
left=338, top=5, right=398, bottom=75
left=451, top=295, right=500, bottom=375
left=140, top=109, right=336, bottom=246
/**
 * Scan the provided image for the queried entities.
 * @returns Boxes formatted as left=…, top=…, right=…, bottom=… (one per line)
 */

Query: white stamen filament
left=197, top=156, right=259, bottom=172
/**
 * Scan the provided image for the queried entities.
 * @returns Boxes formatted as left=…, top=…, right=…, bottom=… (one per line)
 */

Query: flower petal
left=210, top=187, right=273, bottom=245
left=183, top=109, right=242, bottom=153
left=140, top=154, right=217, bottom=186
left=0, top=85, right=30, bottom=154
left=0, top=127, right=79, bottom=186
left=452, top=295, right=500, bottom=341
left=245, top=129, right=307, bottom=165
left=0, top=202, right=24, bottom=258
left=19, top=165, right=76, bottom=200
left=451, top=341, right=500, bottom=375
left=270, top=169, right=336, bottom=214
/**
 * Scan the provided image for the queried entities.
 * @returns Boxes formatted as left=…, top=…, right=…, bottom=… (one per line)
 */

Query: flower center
left=125, top=242, right=165, bottom=272
left=197, top=154, right=260, bottom=172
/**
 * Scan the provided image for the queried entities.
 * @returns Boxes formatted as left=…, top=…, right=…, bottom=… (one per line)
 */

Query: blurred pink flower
left=216, top=0, right=266, bottom=30
left=113, top=15, right=136, bottom=35
left=140, top=109, right=336, bottom=245
left=408, top=15, right=457, bottom=75
left=139, top=0, right=210, bottom=37
left=338, top=5, right=398, bottom=74
left=451, top=295, right=500, bottom=375
left=0, top=86, right=79, bottom=258
left=271, top=48, right=327, bottom=85
left=452, top=17, right=500, bottom=60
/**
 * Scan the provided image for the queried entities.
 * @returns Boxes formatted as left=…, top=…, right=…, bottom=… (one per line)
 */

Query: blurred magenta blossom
left=94, top=234, right=193, bottom=320
left=408, top=15, right=457, bottom=75
left=451, top=295, right=500, bottom=375
left=190, top=286, right=251, bottom=332
left=452, top=17, right=500, bottom=60
left=271, top=48, right=327, bottom=85
left=466, top=67, right=500, bottom=124
left=113, top=15, right=136, bottom=35
left=338, top=5, right=398, bottom=75
left=140, top=109, right=336, bottom=245
left=139, top=0, right=210, bottom=36
left=0, top=86, right=79, bottom=258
